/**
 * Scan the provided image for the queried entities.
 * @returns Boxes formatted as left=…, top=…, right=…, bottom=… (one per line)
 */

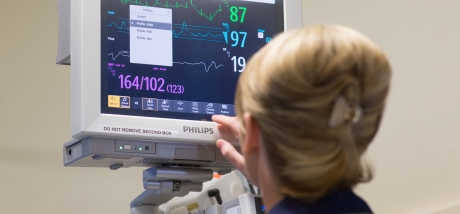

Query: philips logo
left=183, top=126, right=214, bottom=134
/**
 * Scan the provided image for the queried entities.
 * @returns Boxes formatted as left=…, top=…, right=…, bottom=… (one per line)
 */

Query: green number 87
left=230, top=6, right=247, bottom=23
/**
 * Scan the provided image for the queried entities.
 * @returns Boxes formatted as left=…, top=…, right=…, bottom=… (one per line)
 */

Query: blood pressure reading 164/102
left=101, top=0, right=281, bottom=121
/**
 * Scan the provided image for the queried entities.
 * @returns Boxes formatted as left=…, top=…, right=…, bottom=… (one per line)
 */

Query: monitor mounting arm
left=130, top=166, right=214, bottom=214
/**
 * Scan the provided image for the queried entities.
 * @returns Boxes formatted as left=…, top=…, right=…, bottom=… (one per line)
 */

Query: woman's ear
left=242, top=112, right=261, bottom=154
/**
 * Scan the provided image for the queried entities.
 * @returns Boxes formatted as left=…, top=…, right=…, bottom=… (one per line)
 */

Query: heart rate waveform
left=108, top=18, right=130, bottom=33
left=109, top=50, right=130, bottom=60
left=173, top=61, right=224, bottom=72
left=120, top=0, right=229, bottom=21
left=173, top=22, right=224, bottom=42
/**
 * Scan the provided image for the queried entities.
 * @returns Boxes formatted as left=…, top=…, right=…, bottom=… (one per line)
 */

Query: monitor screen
left=101, top=0, right=284, bottom=121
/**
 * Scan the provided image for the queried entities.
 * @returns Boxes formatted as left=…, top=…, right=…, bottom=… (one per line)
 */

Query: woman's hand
left=212, top=115, right=254, bottom=184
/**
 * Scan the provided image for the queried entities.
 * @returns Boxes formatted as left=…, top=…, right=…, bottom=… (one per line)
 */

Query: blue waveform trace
left=173, top=61, right=224, bottom=72
left=173, top=22, right=223, bottom=31
left=108, top=18, right=130, bottom=33
left=174, top=37, right=224, bottom=43
left=108, top=50, right=130, bottom=60
left=108, top=19, right=226, bottom=42
left=172, top=22, right=225, bottom=42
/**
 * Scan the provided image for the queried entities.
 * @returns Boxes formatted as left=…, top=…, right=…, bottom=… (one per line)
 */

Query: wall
left=0, top=1, right=144, bottom=214
left=302, top=0, right=460, bottom=213
left=1, top=0, right=460, bottom=214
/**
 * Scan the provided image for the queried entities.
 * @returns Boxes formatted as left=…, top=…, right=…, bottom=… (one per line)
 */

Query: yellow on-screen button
left=108, top=95, right=120, bottom=108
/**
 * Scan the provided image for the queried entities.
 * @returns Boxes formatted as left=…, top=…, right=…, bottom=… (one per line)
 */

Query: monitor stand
left=130, top=166, right=214, bottom=214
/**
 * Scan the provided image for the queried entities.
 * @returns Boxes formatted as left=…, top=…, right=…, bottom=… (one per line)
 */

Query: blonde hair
left=235, top=25, right=391, bottom=202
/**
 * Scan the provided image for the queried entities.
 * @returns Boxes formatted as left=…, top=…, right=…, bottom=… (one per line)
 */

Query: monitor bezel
left=70, top=0, right=303, bottom=144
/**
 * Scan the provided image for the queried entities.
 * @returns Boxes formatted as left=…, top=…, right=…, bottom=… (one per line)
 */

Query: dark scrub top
left=269, top=188, right=372, bottom=214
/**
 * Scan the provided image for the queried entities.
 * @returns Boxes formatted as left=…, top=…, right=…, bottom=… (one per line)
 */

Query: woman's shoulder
left=269, top=189, right=372, bottom=214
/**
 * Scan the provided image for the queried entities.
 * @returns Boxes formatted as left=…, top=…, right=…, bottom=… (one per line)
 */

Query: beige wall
left=1, top=0, right=460, bottom=213
left=0, top=1, right=144, bottom=213
left=302, top=0, right=460, bottom=213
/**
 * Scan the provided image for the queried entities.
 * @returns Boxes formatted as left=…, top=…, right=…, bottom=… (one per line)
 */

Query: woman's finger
left=212, top=115, right=240, bottom=135
left=216, top=139, right=245, bottom=170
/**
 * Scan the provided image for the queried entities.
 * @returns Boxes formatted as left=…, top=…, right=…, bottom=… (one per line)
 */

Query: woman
left=213, top=25, right=391, bottom=213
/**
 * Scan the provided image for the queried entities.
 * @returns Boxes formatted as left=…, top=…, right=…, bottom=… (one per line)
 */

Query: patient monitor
left=57, top=0, right=302, bottom=213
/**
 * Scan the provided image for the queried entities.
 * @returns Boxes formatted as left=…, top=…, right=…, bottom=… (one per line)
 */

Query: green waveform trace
left=120, top=0, right=229, bottom=21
